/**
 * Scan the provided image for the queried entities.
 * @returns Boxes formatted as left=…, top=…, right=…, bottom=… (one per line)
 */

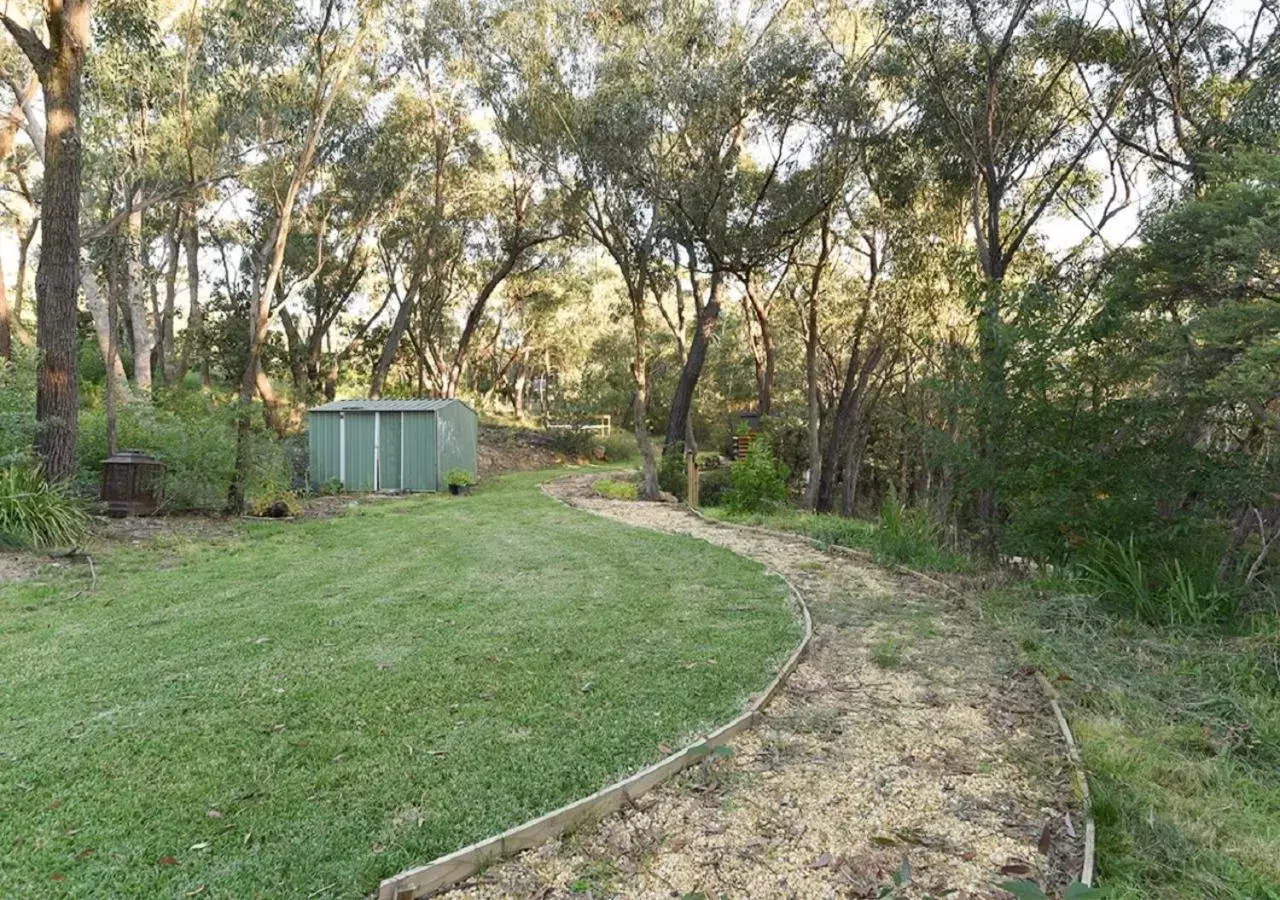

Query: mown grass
left=984, top=583, right=1280, bottom=899
left=0, top=470, right=796, bottom=898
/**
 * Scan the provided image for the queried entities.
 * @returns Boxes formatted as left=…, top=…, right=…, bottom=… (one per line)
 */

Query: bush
left=77, top=390, right=293, bottom=511
left=545, top=425, right=594, bottom=458
left=593, top=478, right=638, bottom=501
left=599, top=432, right=638, bottom=462
left=658, top=449, right=687, bottom=500
left=446, top=468, right=476, bottom=487
left=697, top=467, right=732, bottom=506
left=0, top=347, right=38, bottom=468
left=0, top=466, right=89, bottom=549
left=1078, top=536, right=1235, bottom=628
left=875, top=490, right=949, bottom=567
left=725, top=440, right=790, bottom=513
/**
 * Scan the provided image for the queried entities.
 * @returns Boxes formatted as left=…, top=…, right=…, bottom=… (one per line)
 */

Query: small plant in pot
left=446, top=468, right=476, bottom=495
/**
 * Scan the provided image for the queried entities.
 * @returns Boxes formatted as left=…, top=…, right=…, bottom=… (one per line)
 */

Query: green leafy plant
left=599, top=432, right=638, bottom=462
left=593, top=478, right=638, bottom=501
left=874, top=490, right=942, bottom=566
left=725, top=439, right=789, bottom=513
left=446, top=468, right=476, bottom=488
left=1079, top=536, right=1233, bottom=627
left=0, top=466, right=89, bottom=548
left=317, top=477, right=344, bottom=496
left=658, top=449, right=688, bottom=499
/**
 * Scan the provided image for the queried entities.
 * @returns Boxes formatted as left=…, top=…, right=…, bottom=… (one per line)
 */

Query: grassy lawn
left=985, top=584, right=1280, bottom=899
left=0, top=470, right=796, bottom=898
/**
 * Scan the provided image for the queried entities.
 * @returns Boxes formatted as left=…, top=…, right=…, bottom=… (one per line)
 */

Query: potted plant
left=445, top=468, right=476, bottom=495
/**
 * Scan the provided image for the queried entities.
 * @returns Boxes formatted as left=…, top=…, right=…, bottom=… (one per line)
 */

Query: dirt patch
left=435, top=474, right=1083, bottom=900
left=478, top=424, right=590, bottom=476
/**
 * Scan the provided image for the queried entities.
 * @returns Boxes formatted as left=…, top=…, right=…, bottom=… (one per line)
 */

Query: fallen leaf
left=580, top=681, right=594, bottom=693
left=961, top=850, right=977, bottom=861
left=809, top=851, right=832, bottom=869
left=253, top=636, right=270, bottom=645
left=184, top=886, right=207, bottom=897
left=206, top=810, right=223, bottom=819
left=75, top=848, right=95, bottom=860
left=375, top=663, right=393, bottom=671
left=1037, top=823, right=1052, bottom=855
left=371, top=842, right=385, bottom=856
left=1000, top=861, right=1034, bottom=876
left=189, top=841, right=210, bottom=852
left=158, top=856, right=180, bottom=867
left=49, top=873, right=64, bottom=882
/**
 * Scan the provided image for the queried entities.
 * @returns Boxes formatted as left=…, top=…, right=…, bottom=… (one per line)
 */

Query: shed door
left=344, top=412, right=377, bottom=491
left=379, top=413, right=403, bottom=492
left=402, top=411, right=437, bottom=491
left=308, top=413, right=341, bottom=489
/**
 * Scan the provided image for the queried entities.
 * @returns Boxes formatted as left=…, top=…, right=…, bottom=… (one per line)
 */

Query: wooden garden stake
left=686, top=452, right=699, bottom=508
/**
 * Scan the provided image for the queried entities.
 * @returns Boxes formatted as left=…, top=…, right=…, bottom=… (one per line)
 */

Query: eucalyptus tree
left=227, top=0, right=374, bottom=512
left=887, top=0, right=1137, bottom=552
left=0, top=0, right=92, bottom=479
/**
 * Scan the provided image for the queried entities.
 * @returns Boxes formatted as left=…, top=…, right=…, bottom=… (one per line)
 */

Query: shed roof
left=309, top=398, right=475, bottom=414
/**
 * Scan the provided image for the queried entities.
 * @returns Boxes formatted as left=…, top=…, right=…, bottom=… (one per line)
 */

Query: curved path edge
left=377, top=479, right=813, bottom=900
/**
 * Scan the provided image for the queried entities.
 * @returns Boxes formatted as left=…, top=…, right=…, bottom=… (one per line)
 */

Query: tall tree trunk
left=2, top=2, right=92, bottom=479
left=803, top=214, right=833, bottom=508
left=816, top=344, right=885, bottom=514
left=125, top=192, right=153, bottom=394
left=370, top=276, right=419, bottom=399
left=158, top=206, right=181, bottom=387
left=631, top=286, right=658, bottom=500
left=663, top=269, right=724, bottom=451
left=83, top=269, right=128, bottom=396
left=229, top=7, right=360, bottom=512
left=0, top=257, right=11, bottom=361
left=179, top=207, right=207, bottom=386
left=975, top=277, right=1006, bottom=559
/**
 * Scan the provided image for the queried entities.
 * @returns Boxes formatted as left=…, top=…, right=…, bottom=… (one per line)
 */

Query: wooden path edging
left=376, top=482, right=813, bottom=900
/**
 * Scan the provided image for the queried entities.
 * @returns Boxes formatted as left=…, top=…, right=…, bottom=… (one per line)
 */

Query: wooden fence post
left=686, top=452, right=699, bottom=508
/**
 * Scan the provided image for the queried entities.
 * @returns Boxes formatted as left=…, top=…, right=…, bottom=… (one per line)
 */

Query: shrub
left=0, top=347, right=38, bottom=468
left=697, top=467, right=732, bottom=506
left=545, top=425, right=594, bottom=458
left=446, top=468, right=476, bottom=487
left=658, top=449, right=687, bottom=499
left=593, top=478, right=638, bottom=501
left=874, top=490, right=952, bottom=568
left=599, top=432, right=638, bottom=462
left=77, top=390, right=293, bottom=511
left=725, top=440, right=790, bottom=513
left=317, top=477, right=344, bottom=496
left=0, top=466, right=89, bottom=548
left=1078, top=536, right=1234, bottom=628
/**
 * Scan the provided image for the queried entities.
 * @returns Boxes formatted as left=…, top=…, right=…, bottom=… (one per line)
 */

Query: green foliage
left=696, top=467, right=732, bottom=506
left=724, top=440, right=790, bottom=513
left=875, top=491, right=951, bottom=569
left=984, top=582, right=1280, bottom=896
left=657, top=447, right=688, bottom=499
left=0, top=466, right=90, bottom=549
left=0, top=348, right=38, bottom=468
left=77, top=390, right=297, bottom=512
left=592, top=478, right=638, bottom=501
left=1078, top=537, right=1235, bottom=628
left=317, top=477, right=344, bottom=496
left=446, top=468, right=476, bottom=487
left=545, top=425, right=595, bottom=458
left=870, top=637, right=904, bottom=668
left=598, top=431, right=638, bottom=462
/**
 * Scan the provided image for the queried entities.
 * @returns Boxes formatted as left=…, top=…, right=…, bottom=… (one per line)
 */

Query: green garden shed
left=308, top=399, right=478, bottom=493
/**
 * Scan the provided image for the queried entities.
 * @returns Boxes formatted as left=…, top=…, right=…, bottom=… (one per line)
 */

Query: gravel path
left=439, top=475, right=1083, bottom=900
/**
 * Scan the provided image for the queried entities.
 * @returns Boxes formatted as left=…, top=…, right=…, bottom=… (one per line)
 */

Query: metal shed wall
left=436, top=402, right=479, bottom=483
left=402, top=411, right=437, bottom=491
left=308, top=400, right=475, bottom=493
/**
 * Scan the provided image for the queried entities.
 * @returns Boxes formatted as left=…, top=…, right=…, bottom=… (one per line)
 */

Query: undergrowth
left=985, top=582, right=1280, bottom=898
